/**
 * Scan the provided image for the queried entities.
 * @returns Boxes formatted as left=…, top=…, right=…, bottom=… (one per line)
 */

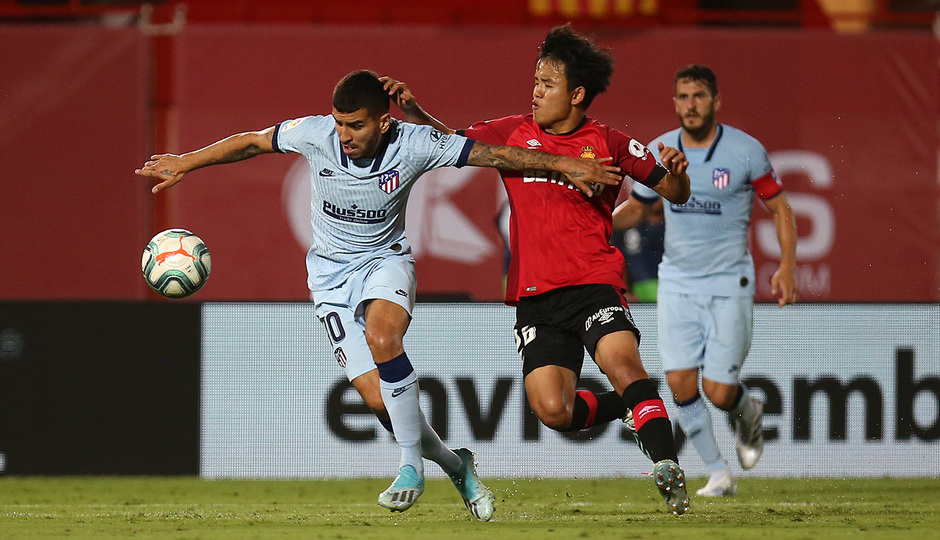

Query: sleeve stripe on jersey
left=455, top=138, right=475, bottom=168
left=630, top=190, right=660, bottom=204
left=752, top=170, right=784, bottom=200
left=272, top=122, right=284, bottom=153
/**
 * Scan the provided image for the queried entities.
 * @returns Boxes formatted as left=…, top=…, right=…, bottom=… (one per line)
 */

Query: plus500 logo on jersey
left=670, top=196, right=722, bottom=215
left=322, top=201, right=388, bottom=224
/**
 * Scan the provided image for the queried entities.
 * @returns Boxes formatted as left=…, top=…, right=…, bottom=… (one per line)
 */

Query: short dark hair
left=332, top=70, right=390, bottom=116
left=674, top=64, right=719, bottom=97
left=538, top=24, right=614, bottom=109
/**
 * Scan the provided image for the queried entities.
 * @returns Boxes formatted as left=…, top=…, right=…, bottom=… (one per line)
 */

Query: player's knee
left=364, top=328, right=403, bottom=358
left=703, top=382, right=737, bottom=410
left=532, top=399, right=572, bottom=431
left=666, top=369, right=700, bottom=401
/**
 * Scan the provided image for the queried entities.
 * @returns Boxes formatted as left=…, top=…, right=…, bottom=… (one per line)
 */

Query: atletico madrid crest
left=334, top=346, right=347, bottom=368
left=713, top=168, right=730, bottom=190
left=378, top=170, right=401, bottom=194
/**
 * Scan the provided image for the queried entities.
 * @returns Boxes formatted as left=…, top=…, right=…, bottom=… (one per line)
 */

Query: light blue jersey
left=633, top=124, right=778, bottom=297
left=273, top=116, right=474, bottom=291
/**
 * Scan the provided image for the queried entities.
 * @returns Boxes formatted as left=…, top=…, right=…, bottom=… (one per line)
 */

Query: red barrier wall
left=0, top=27, right=151, bottom=299
left=1, top=25, right=937, bottom=301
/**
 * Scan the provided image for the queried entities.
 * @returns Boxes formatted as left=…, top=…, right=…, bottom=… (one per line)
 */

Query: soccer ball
left=141, top=229, right=211, bottom=298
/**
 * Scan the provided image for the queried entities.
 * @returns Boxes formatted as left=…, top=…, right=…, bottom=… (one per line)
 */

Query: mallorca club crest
left=378, top=170, right=401, bottom=194
left=580, top=146, right=606, bottom=195
left=713, top=167, right=731, bottom=190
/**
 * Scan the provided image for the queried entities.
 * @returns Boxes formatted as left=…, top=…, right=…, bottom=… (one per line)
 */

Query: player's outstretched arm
left=612, top=197, right=652, bottom=230
left=380, top=76, right=455, bottom=134
left=654, top=142, right=691, bottom=204
left=467, top=141, right=620, bottom=197
left=135, top=128, right=276, bottom=193
left=764, top=192, right=799, bottom=307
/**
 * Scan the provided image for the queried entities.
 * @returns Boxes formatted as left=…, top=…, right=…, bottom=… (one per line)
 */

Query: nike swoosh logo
left=391, top=382, right=416, bottom=398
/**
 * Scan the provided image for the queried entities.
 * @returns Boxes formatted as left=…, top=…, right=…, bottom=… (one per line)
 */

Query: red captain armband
left=753, top=169, right=784, bottom=200
left=632, top=399, right=669, bottom=431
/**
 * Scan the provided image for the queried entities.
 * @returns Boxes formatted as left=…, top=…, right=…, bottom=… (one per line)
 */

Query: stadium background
left=0, top=0, right=937, bottom=478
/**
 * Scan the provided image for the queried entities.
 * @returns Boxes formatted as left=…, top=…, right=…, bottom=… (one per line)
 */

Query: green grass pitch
left=2, top=476, right=938, bottom=539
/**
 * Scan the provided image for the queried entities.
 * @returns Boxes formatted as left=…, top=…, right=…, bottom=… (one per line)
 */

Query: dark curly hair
left=332, top=69, right=390, bottom=116
left=538, top=24, right=615, bottom=109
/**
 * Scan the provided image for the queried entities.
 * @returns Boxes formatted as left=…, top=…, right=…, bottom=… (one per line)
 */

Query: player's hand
left=135, top=154, right=187, bottom=194
left=770, top=266, right=799, bottom=307
left=562, top=156, right=621, bottom=198
left=380, top=76, right=417, bottom=112
left=658, top=142, right=688, bottom=177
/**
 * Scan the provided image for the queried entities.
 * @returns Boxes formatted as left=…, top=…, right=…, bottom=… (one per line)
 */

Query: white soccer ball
left=141, top=229, right=211, bottom=298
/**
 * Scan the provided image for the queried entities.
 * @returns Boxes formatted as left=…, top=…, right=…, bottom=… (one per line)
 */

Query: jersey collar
left=677, top=123, right=723, bottom=162
left=538, top=116, right=589, bottom=137
left=338, top=120, right=395, bottom=172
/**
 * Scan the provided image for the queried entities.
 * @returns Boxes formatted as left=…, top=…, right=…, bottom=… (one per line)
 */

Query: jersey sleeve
left=610, top=129, right=667, bottom=190
left=272, top=115, right=326, bottom=154
left=631, top=178, right=661, bottom=203
left=402, top=123, right=475, bottom=170
left=459, top=116, right=526, bottom=146
left=746, top=140, right=784, bottom=200
left=629, top=134, right=665, bottom=203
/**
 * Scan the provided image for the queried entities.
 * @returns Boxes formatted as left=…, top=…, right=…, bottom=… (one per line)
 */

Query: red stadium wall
left=0, top=27, right=153, bottom=299
left=1, top=25, right=937, bottom=302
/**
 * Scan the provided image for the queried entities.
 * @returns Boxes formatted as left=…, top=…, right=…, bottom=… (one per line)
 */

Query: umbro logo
left=395, top=289, right=408, bottom=297
left=526, top=139, right=541, bottom=147
left=319, top=168, right=335, bottom=177
left=391, top=382, right=415, bottom=398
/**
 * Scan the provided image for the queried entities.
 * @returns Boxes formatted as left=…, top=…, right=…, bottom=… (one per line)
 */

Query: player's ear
left=379, top=112, right=391, bottom=133
left=713, top=93, right=722, bottom=113
left=570, top=86, right=586, bottom=107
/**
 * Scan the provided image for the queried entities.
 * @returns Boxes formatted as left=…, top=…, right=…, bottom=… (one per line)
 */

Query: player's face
left=332, top=107, right=390, bottom=160
left=532, top=59, right=581, bottom=133
left=673, top=78, right=720, bottom=138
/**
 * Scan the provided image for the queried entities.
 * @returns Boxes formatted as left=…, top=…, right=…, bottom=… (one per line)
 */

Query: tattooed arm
left=380, top=75, right=620, bottom=196
left=467, top=140, right=621, bottom=197
left=135, top=127, right=276, bottom=193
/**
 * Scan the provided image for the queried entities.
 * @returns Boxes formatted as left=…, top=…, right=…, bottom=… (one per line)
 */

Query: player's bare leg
left=703, top=378, right=764, bottom=470
left=366, top=300, right=425, bottom=511
left=667, top=370, right=735, bottom=496
left=595, top=331, right=689, bottom=515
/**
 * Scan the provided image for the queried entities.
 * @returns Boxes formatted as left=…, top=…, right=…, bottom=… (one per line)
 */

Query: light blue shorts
left=657, top=290, right=753, bottom=386
left=312, top=254, right=417, bottom=381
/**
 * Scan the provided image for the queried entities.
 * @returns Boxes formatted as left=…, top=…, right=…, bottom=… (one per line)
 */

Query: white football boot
left=448, top=448, right=495, bottom=521
left=696, top=469, right=737, bottom=497
left=732, top=396, right=764, bottom=470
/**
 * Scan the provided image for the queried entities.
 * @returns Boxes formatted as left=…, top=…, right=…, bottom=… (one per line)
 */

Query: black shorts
left=513, top=284, right=641, bottom=377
